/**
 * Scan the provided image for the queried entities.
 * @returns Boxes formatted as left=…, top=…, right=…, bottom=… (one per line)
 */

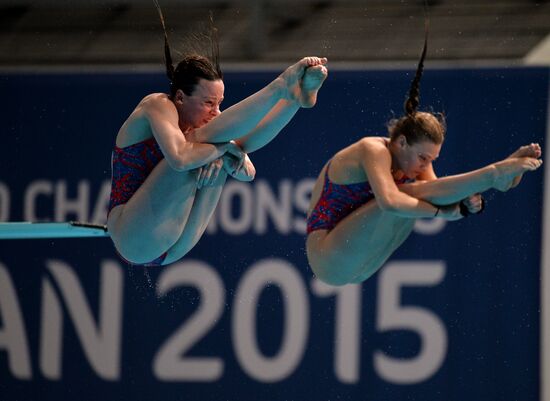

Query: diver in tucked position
left=305, top=34, right=542, bottom=286
left=107, top=5, right=328, bottom=266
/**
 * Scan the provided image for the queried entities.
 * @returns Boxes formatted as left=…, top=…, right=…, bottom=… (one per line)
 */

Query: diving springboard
left=0, top=222, right=109, bottom=239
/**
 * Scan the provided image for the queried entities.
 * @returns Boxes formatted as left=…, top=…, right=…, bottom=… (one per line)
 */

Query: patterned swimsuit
left=109, top=137, right=167, bottom=266
left=306, top=161, right=413, bottom=234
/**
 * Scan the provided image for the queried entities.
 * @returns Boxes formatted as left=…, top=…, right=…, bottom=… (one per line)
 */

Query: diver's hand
left=197, top=158, right=224, bottom=188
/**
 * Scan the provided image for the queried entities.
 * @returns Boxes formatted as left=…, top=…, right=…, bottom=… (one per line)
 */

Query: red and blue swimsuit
left=109, top=137, right=168, bottom=266
left=306, top=161, right=413, bottom=234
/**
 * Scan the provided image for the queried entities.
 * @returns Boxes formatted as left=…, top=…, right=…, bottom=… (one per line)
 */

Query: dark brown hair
left=154, top=1, right=223, bottom=97
left=388, top=21, right=446, bottom=145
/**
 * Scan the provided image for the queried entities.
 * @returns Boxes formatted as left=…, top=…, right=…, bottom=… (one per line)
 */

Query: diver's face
left=177, top=78, right=224, bottom=128
left=396, top=136, right=440, bottom=178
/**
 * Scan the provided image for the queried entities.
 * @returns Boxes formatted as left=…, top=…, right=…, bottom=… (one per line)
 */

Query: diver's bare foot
left=299, top=64, right=328, bottom=108
left=509, top=143, right=542, bottom=159
left=507, top=143, right=542, bottom=187
left=493, top=156, right=543, bottom=192
left=279, top=57, right=327, bottom=106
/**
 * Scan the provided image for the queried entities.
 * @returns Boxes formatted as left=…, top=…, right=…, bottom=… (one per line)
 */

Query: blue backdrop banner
left=0, top=66, right=548, bottom=401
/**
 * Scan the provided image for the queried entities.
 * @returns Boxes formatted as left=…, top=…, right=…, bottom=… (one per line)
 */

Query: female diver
left=107, top=6, right=328, bottom=266
left=305, top=36, right=542, bottom=286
